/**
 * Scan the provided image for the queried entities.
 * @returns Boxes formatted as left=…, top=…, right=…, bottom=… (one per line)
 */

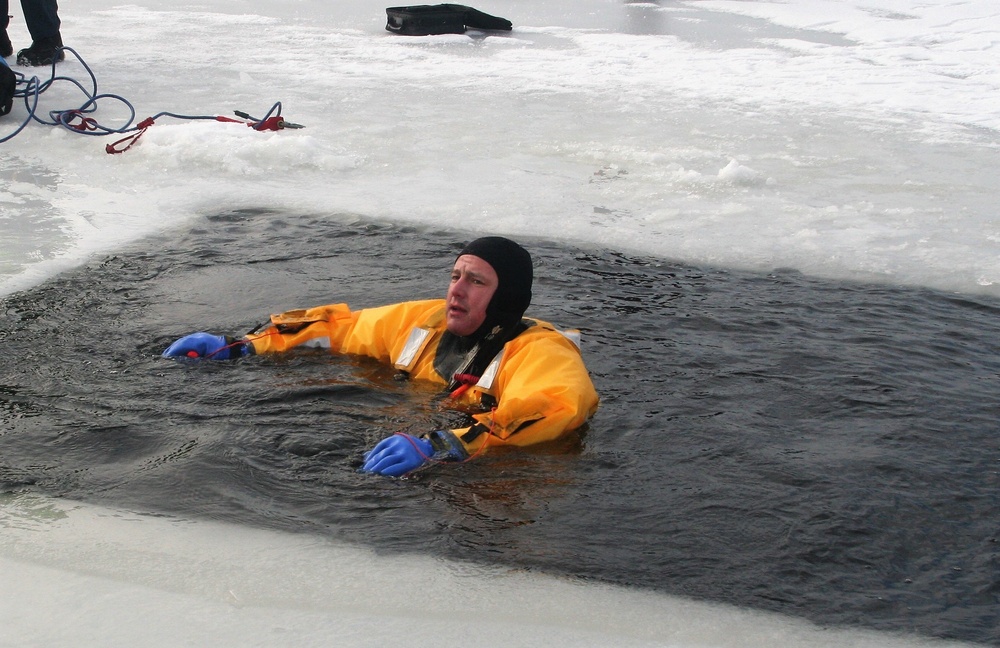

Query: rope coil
left=1, top=46, right=301, bottom=152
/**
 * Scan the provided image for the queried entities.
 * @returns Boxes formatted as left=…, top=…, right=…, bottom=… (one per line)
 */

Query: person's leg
left=16, top=0, right=62, bottom=66
left=1, top=0, right=12, bottom=59
left=20, top=0, right=59, bottom=41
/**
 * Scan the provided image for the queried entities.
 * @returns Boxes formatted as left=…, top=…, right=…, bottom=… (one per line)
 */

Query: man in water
left=163, top=236, right=600, bottom=477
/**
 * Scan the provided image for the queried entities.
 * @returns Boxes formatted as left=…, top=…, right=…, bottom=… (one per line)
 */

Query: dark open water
left=0, top=210, right=997, bottom=644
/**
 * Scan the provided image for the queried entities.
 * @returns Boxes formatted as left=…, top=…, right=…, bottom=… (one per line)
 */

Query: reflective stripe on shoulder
left=561, top=329, right=582, bottom=349
left=394, top=326, right=433, bottom=371
left=475, top=350, right=503, bottom=391
left=473, top=326, right=579, bottom=392
left=298, top=337, right=331, bottom=349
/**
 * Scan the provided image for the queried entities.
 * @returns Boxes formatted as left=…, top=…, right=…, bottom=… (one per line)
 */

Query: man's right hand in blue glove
left=162, top=332, right=246, bottom=359
left=362, top=434, right=434, bottom=477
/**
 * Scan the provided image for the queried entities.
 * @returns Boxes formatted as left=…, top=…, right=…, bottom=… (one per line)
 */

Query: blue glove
left=162, top=332, right=243, bottom=359
left=362, top=434, right=434, bottom=477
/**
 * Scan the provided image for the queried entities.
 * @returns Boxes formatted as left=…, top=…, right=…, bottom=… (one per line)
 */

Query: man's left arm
left=460, top=329, right=600, bottom=451
left=361, top=326, right=599, bottom=477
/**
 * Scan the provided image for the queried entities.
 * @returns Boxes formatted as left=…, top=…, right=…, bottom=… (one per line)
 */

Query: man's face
left=446, top=254, right=498, bottom=336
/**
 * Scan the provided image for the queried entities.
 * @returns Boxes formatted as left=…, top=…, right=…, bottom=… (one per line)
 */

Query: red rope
left=105, top=117, right=155, bottom=154
left=105, top=112, right=300, bottom=155
left=449, top=372, right=479, bottom=399
left=196, top=330, right=283, bottom=359
left=61, top=110, right=100, bottom=132
left=254, top=116, right=285, bottom=131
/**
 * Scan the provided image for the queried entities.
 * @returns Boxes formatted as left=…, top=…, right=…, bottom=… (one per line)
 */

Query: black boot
left=16, top=33, right=64, bottom=66
left=1, top=15, right=12, bottom=59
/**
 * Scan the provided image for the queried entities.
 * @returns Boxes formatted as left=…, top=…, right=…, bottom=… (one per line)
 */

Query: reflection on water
left=0, top=158, right=70, bottom=276
left=0, top=210, right=998, bottom=644
left=618, top=0, right=854, bottom=45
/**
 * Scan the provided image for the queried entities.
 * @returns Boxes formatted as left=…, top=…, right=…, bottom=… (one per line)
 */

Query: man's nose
left=451, top=278, right=470, bottom=294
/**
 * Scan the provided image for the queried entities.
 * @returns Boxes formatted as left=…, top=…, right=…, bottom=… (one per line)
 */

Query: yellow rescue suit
left=246, top=299, right=599, bottom=458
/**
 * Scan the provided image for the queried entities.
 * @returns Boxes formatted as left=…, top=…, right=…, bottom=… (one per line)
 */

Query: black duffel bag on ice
left=385, top=4, right=512, bottom=36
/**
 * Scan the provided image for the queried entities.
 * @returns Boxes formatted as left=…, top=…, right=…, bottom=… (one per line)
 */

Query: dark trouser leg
left=21, top=0, right=60, bottom=42
left=16, top=0, right=62, bottom=65
left=1, top=0, right=12, bottom=59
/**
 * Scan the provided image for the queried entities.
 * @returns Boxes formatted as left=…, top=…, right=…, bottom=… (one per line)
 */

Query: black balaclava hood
left=457, top=236, right=533, bottom=332
left=435, top=236, right=533, bottom=388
